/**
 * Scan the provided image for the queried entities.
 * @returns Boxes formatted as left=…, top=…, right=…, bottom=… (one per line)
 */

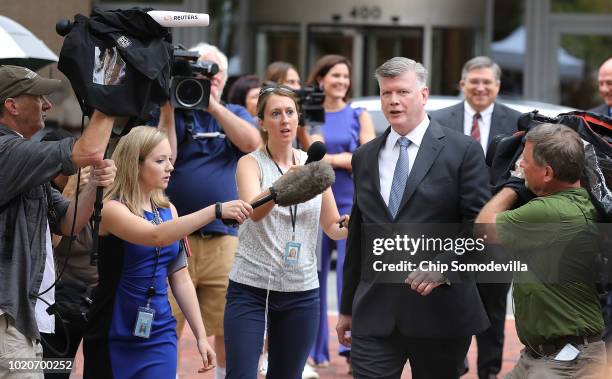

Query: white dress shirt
left=35, top=222, right=55, bottom=333
left=379, top=116, right=430, bottom=206
left=463, top=101, right=495, bottom=152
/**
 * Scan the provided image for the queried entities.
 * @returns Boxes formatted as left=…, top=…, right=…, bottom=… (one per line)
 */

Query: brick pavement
left=70, top=315, right=525, bottom=379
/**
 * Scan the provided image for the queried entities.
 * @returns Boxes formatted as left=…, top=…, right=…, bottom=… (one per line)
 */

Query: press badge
left=284, top=241, right=301, bottom=265
left=133, top=306, right=155, bottom=339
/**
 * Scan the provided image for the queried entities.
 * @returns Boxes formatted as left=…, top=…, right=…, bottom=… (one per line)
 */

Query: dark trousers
left=474, top=282, right=510, bottom=379
left=351, top=330, right=471, bottom=379
left=42, top=314, right=88, bottom=379
left=224, top=280, right=320, bottom=379
left=603, top=291, right=612, bottom=346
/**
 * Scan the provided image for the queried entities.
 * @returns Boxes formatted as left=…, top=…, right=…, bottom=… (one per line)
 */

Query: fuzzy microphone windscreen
left=273, top=161, right=335, bottom=206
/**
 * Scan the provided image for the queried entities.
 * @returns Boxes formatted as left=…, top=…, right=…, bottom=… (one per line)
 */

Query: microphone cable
left=38, top=296, right=71, bottom=357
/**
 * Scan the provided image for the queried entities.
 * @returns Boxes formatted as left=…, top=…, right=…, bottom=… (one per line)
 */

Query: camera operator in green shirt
left=476, top=123, right=606, bottom=378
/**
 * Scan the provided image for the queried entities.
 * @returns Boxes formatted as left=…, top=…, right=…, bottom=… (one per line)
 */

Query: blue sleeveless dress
left=83, top=207, right=180, bottom=379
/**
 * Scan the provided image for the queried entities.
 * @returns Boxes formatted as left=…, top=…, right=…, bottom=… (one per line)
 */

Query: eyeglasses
left=465, top=78, right=498, bottom=87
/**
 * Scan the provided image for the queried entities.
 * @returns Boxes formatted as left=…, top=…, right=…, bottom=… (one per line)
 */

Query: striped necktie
left=471, top=112, right=481, bottom=141
left=388, top=137, right=411, bottom=218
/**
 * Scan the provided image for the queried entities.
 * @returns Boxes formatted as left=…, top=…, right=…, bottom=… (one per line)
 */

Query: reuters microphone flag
left=147, top=11, right=210, bottom=27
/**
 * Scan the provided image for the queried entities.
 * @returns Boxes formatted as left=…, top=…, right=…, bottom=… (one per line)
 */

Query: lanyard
left=146, top=201, right=162, bottom=307
left=266, top=145, right=298, bottom=240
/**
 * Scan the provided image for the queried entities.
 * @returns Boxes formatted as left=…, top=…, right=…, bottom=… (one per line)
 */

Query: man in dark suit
left=430, top=56, right=519, bottom=379
left=336, top=57, right=490, bottom=379
left=589, top=57, right=612, bottom=117
left=430, top=56, right=520, bottom=156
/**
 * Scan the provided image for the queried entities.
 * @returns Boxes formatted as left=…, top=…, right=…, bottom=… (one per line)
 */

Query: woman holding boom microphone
left=82, top=126, right=252, bottom=378
left=223, top=85, right=349, bottom=378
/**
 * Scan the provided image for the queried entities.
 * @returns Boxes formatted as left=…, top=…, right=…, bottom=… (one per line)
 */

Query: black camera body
left=294, top=86, right=325, bottom=126
left=170, top=48, right=219, bottom=110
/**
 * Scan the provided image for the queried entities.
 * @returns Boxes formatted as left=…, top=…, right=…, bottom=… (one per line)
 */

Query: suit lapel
left=395, top=122, right=445, bottom=215
left=448, top=103, right=464, bottom=133
left=488, top=102, right=507, bottom=146
left=370, top=127, right=393, bottom=216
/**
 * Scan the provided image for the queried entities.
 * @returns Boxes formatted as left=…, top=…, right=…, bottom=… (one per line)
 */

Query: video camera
left=294, top=86, right=326, bottom=126
left=171, top=47, right=219, bottom=110
left=262, top=81, right=325, bottom=126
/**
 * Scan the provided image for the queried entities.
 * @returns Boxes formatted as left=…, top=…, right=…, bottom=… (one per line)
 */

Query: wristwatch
left=215, top=202, right=222, bottom=219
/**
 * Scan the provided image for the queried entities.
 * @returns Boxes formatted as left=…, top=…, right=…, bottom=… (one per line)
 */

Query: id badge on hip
left=133, top=306, right=155, bottom=339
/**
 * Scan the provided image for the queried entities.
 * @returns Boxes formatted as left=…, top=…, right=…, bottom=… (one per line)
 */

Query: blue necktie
left=388, top=137, right=411, bottom=218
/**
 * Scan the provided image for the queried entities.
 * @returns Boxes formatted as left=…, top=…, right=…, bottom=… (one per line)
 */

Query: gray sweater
left=0, top=124, right=75, bottom=339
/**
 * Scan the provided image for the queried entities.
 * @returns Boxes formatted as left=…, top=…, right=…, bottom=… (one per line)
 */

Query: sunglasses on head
left=259, top=82, right=296, bottom=96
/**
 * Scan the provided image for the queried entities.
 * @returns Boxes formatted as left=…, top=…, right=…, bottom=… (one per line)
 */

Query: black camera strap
left=145, top=201, right=162, bottom=307
left=266, top=144, right=298, bottom=239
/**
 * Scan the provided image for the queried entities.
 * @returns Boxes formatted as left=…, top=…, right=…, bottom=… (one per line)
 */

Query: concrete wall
left=249, top=0, right=485, bottom=27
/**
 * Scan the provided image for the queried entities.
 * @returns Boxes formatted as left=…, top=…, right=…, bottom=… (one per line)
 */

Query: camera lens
left=176, top=78, right=204, bottom=108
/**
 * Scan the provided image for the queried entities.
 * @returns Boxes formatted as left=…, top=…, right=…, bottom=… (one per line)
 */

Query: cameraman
left=476, top=123, right=606, bottom=378
left=153, top=43, right=260, bottom=379
left=0, top=65, right=116, bottom=378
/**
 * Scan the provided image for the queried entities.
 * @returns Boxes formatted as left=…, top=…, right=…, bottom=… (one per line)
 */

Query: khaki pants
left=506, top=341, right=607, bottom=379
left=0, top=314, right=43, bottom=379
left=169, top=234, right=238, bottom=337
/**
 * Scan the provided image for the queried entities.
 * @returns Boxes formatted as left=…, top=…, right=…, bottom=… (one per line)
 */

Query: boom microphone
left=147, top=11, right=210, bottom=27
left=223, top=161, right=335, bottom=226
left=305, top=141, right=327, bottom=164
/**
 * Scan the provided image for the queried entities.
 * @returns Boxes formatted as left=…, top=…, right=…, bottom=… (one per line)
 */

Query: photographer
left=0, top=65, right=115, bottom=378
left=476, top=123, right=606, bottom=378
left=153, top=43, right=260, bottom=379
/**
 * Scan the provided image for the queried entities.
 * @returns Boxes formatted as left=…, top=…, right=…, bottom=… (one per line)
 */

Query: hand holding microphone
left=252, top=141, right=333, bottom=208
left=217, top=200, right=252, bottom=225
left=222, top=143, right=335, bottom=226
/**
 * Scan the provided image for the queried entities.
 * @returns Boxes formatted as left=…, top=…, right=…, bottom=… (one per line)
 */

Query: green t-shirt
left=496, top=187, right=604, bottom=347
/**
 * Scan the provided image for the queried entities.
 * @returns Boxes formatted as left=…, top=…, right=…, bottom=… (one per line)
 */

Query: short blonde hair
left=104, top=126, right=170, bottom=215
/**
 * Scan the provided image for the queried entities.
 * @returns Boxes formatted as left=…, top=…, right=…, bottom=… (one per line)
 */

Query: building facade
left=2, top=0, right=611, bottom=108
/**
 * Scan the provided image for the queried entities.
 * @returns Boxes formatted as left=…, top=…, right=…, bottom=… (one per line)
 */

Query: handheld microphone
left=147, top=11, right=210, bottom=27
left=305, top=141, right=327, bottom=164
left=223, top=161, right=335, bottom=226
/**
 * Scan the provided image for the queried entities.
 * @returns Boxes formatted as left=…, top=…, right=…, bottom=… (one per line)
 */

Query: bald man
left=589, top=57, right=612, bottom=117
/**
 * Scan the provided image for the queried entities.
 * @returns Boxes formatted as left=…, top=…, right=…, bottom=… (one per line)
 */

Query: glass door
left=307, top=25, right=358, bottom=90
left=362, top=28, right=423, bottom=96
left=254, top=25, right=301, bottom=79
left=307, top=26, right=425, bottom=97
